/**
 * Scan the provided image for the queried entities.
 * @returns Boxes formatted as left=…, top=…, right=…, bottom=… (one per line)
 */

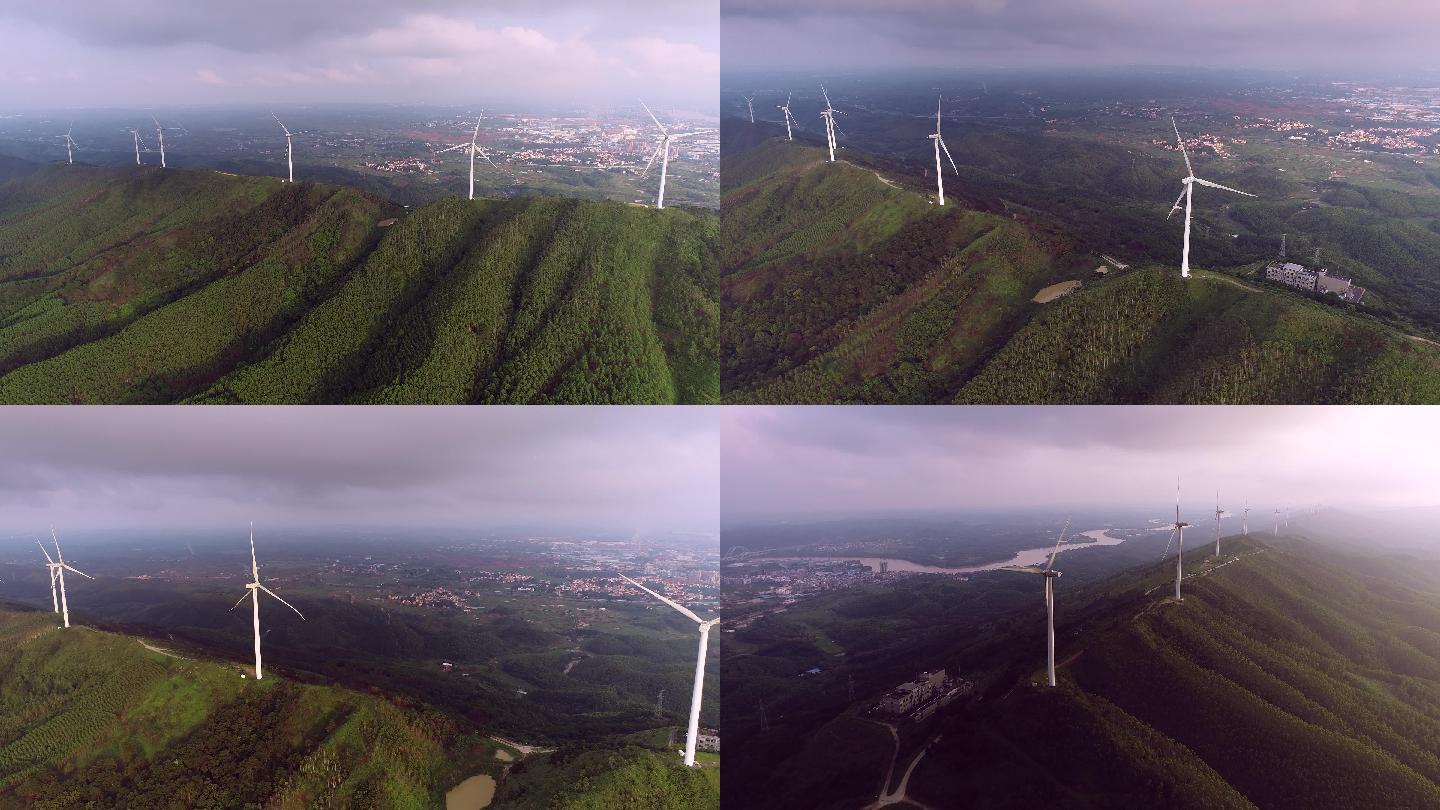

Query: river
left=445, top=774, right=496, bottom=810
left=773, top=529, right=1129, bottom=575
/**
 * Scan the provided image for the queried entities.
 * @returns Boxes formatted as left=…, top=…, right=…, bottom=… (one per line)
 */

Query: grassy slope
left=0, top=609, right=456, bottom=809
left=909, top=537, right=1440, bottom=809
left=721, top=139, right=1059, bottom=403
left=493, top=747, right=718, bottom=810
left=955, top=267, right=1440, bottom=404
left=0, top=165, right=718, bottom=404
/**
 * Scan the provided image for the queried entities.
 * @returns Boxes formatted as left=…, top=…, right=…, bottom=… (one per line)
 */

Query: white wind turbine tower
left=129, top=129, right=145, bottom=165
left=744, top=96, right=755, bottom=124
left=1242, top=499, right=1250, bottom=536
left=928, top=96, right=959, bottom=206
left=273, top=114, right=295, bottom=183
left=38, top=541, right=60, bottom=615
left=776, top=94, right=797, bottom=141
left=1213, top=491, right=1226, bottom=557
left=638, top=101, right=709, bottom=210
left=152, top=116, right=168, bottom=168
left=59, top=125, right=76, bottom=164
left=819, top=85, right=843, bottom=162
left=1161, top=481, right=1190, bottom=601
left=620, top=574, right=718, bottom=767
left=43, top=529, right=93, bottom=629
left=1002, top=518, right=1071, bottom=687
left=229, top=523, right=305, bottom=680
left=1274, top=508, right=1281, bottom=536
left=466, top=118, right=497, bottom=201
left=1167, top=117, right=1255, bottom=278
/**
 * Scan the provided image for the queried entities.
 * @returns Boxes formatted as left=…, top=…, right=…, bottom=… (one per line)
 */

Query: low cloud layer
left=0, top=1, right=717, bottom=109
left=723, top=406, right=1440, bottom=520
left=725, top=0, right=1440, bottom=73
left=0, top=406, right=719, bottom=535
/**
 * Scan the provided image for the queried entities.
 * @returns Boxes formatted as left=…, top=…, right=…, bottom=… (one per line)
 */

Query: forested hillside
left=0, top=165, right=717, bottom=403
left=909, top=537, right=1440, bottom=809
left=721, top=137, right=1440, bottom=403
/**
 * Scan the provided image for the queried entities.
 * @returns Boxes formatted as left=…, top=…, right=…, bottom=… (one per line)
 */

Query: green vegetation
left=0, top=609, right=457, bottom=809
left=721, top=137, right=1440, bottom=403
left=727, top=532, right=1440, bottom=809
left=0, top=165, right=717, bottom=403
left=493, top=747, right=717, bottom=810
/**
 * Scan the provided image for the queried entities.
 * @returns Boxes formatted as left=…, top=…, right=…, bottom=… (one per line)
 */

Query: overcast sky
left=0, top=0, right=717, bottom=110
left=723, top=406, right=1440, bottom=521
left=0, top=407, right=718, bottom=536
left=725, top=0, right=1440, bottom=74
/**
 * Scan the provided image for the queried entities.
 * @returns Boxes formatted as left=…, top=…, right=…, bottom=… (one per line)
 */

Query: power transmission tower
left=655, top=689, right=665, bottom=720
left=759, top=701, right=770, bottom=733
left=1280, top=233, right=1286, bottom=260
left=847, top=674, right=855, bottom=702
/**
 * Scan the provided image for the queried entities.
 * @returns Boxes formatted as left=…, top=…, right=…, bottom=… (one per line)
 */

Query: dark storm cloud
left=722, top=406, right=1440, bottom=520
left=0, top=407, right=718, bottom=533
left=724, top=0, right=1440, bottom=72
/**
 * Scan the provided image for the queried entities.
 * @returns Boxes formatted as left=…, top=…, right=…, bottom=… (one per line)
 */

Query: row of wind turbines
left=54, top=101, right=709, bottom=210
left=1003, top=481, right=1292, bottom=688
left=747, top=87, right=1259, bottom=274
left=23, top=524, right=712, bottom=769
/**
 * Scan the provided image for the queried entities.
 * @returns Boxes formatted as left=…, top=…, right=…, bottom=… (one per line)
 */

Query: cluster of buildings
left=694, top=729, right=720, bottom=753
left=388, top=586, right=471, bottom=610
left=874, top=669, right=973, bottom=722
left=364, top=155, right=434, bottom=175
left=1263, top=262, right=1367, bottom=303
left=1326, top=126, right=1438, bottom=154
left=1152, top=131, right=1236, bottom=160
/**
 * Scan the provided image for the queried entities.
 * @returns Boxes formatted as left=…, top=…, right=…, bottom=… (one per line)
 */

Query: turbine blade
left=62, top=564, right=94, bottom=580
left=475, top=145, right=501, bottom=171
left=639, top=99, right=667, bottom=135
left=619, top=574, right=703, bottom=623
left=230, top=591, right=250, bottom=611
left=1161, top=527, right=1178, bottom=560
left=1000, top=566, right=1046, bottom=575
left=249, top=523, right=259, bottom=581
left=1192, top=177, right=1257, bottom=197
left=37, top=540, right=54, bottom=564
left=1167, top=186, right=1187, bottom=219
left=939, top=137, right=959, bottom=174
left=259, top=584, right=306, bottom=620
left=1045, top=518, right=1072, bottom=572
left=1171, top=116, right=1193, bottom=176
left=641, top=142, right=663, bottom=178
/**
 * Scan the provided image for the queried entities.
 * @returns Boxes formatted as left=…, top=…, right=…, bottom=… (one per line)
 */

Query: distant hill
left=0, top=165, right=717, bottom=403
left=721, top=137, right=1440, bottom=403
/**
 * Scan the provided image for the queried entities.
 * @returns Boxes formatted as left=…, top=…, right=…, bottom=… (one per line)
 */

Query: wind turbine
left=620, top=574, right=718, bottom=767
left=1274, top=508, right=1281, bottom=536
left=1002, top=518, right=1071, bottom=687
left=776, top=94, right=797, bottom=141
left=1242, top=499, right=1250, bottom=536
left=819, top=85, right=843, bottom=162
left=1167, top=117, right=1255, bottom=278
left=43, top=529, right=93, bottom=628
left=1214, top=492, right=1225, bottom=557
left=273, top=114, right=294, bottom=183
left=229, top=523, right=305, bottom=680
left=445, top=117, right=503, bottom=201
left=38, top=541, right=59, bottom=614
left=59, top=125, right=76, bottom=165
left=638, top=101, right=709, bottom=210
left=152, top=116, right=168, bottom=168
left=129, top=129, right=145, bottom=165
left=744, top=96, right=755, bottom=124
left=929, top=96, right=959, bottom=206
left=1161, top=481, right=1190, bottom=601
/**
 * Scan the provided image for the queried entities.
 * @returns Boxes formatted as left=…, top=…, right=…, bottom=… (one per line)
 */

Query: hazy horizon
left=723, top=407, right=1440, bottom=526
left=0, top=406, right=719, bottom=537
